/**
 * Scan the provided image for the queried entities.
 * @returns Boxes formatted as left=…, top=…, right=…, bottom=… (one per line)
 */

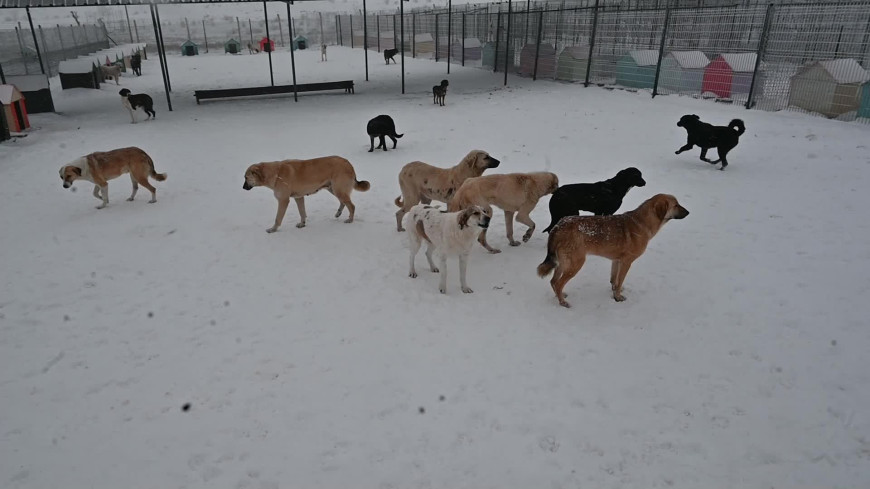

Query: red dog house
left=702, top=53, right=757, bottom=99
left=259, top=37, right=276, bottom=53
left=0, top=85, right=30, bottom=132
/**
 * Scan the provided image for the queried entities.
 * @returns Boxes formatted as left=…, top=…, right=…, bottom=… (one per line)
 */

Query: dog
left=243, top=156, right=370, bottom=233
left=542, top=167, right=646, bottom=233
left=321, top=44, right=327, bottom=61
left=100, top=64, right=122, bottom=85
left=119, top=88, right=155, bottom=124
left=394, top=150, right=501, bottom=231
left=130, top=53, right=142, bottom=76
left=433, top=79, right=449, bottom=106
left=384, top=48, right=398, bottom=64
left=248, top=43, right=259, bottom=54
left=59, top=147, right=167, bottom=209
left=448, top=172, right=559, bottom=253
left=675, top=115, right=745, bottom=170
left=537, top=194, right=689, bottom=308
left=404, top=204, right=491, bottom=294
left=367, top=115, right=404, bottom=152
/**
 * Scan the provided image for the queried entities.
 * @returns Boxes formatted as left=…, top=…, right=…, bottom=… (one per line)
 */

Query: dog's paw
left=266, top=227, right=279, bottom=233
left=559, top=299, right=571, bottom=308
left=613, top=294, right=627, bottom=302
left=343, top=218, right=353, bottom=224
left=368, top=149, right=373, bottom=153
left=509, top=240, right=521, bottom=247
left=488, top=248, right=502, bottom=254
left=439, top=287, right=447, bottom=294
left=295, top=222, right=306, bottom=228
left=462, top=287, right=473, bottom=294
left=95, top=204, right=107, bottom=209
left=409, top=272, right=418, bottom=278
left=430, top=267, right=439, bottom=273
left=126, top=197, right=135, bottom=202
left=148, top=199, right=156, bottom=204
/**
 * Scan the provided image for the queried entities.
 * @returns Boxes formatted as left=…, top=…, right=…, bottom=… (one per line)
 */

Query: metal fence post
left=504, top=0, right=512, bottom=86
left=412, top=14, right=416, bottom=57
left=448, top=0, right=452, bottom=73
left=125, top=6, right=134, bottom=43
left=377, top=15, right=381, bottom=52
left=393, top=14, right=398, bottom=52
left=362, top=5, right=368, bottom=81
left=277, top=15, right=284, bottom=46
left=435, top=14, right=439, bottom=61
left=38, top=25, right=51, bottom=76
left=26, top=8, right=46, bottom=75
left=203, top=19, right=209, bottom=52
left=56, top=25, right=66, bottom=60
left=336, top=16, right=341, bottom=46
left=249, top=19, right=254, bottom=46
left=287, top=3, right=298, bottom=102
left=494, top=11, right=501, bottom=73
left=462, top=13, right=466, bottom=66
left=651, top=5, right=672, bottom=98
left=747, top=3, right=774, bottom=109
left=533, top=10, right=544, bottom=80
left=350, top=15, right=354, bottom=48
left=134, top=20, right=140, bottom=43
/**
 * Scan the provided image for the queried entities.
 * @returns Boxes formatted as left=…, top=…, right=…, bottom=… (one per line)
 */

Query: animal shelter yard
left=1, top=45, right=869, bottom=489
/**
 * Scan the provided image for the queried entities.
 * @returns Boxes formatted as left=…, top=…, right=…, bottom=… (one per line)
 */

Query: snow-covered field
left=2, top=46, right=869, bottom=489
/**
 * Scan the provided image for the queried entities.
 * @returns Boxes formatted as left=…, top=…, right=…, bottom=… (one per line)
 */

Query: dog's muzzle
left=63, top=181, right=71, bottom=189
left=487, top=157, right=501, bottom=168
left=243, top=181, right=252, bottom=190
left=675, top=207, right=689, bottom=219
left=479, top=216, right=491, bottom=229
left=637, top=178, right=647, bottom=187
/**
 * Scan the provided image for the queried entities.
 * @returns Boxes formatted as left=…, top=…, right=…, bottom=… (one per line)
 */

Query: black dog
left=130, top=53, right=142, bottom=76
left=119, top=88, right=155, bottom=123
left=675, top=114, right=745, bottom=170
left=366, top=115, right=404, bottom=152
left=542, top=167, right=646, bottom=233
left=384, top=48, right=398, bottom=64
left=433, top=79, right=449, bottom=106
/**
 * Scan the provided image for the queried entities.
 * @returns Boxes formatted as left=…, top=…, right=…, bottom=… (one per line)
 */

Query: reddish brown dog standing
left=537, top=194, right=689, bottom=308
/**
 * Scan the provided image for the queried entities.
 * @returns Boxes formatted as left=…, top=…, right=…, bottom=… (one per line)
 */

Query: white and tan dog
left=403, top=204, right=491, bottom=294
left=100, top=64, right=122, bottom=85
left=59, top=147, right=167, bottom=209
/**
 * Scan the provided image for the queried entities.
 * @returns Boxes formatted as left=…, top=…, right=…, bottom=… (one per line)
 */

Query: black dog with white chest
left=384, top=48, right=398, bottom=64
left=675, top=114, right=745, bottom=170
left=130, top=53, right=142, bottom=76
left=367, top=115, right=404, bottom=152
left=433, top=79, right=449, bottom=106
left=119, top=88, right=155, bottom=124
left=542, top=167, right=646, bottom=233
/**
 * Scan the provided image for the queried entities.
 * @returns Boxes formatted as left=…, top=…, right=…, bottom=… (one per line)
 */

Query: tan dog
left=394, top=150, right=500, bottom=231
left=243, top=156, right=370, bottom=233
left=59, top=147, right=166, bottom=209
left=537, top=194, right=689, bottom=307
left=448, top=172, right=559, bottom=253
left=100, top=64, right=122, bottom=85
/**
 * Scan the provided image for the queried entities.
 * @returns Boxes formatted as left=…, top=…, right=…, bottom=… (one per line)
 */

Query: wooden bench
left=194, top=80, right=354, bottom=104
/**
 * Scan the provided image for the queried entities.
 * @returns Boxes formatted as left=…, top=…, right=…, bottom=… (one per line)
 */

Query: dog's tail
left=394, top=133, right=404, bottom=139
left=146, top=154, right=167, bottom=181
left=536, top=230, right=559, bottom=278
left=729, top=119, right=745, bottom=136
left=394, top=196, right=404, bottom=207
left=354, top=180, right=371, bottom=192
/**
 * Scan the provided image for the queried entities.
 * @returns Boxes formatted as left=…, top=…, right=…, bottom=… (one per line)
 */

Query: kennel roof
left=0, top=0, right=323, bottom=7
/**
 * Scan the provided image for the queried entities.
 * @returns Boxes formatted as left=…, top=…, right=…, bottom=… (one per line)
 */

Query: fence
left=337, top=1, right=870, bottom=122
left=0, top=22, right=108, bottom=78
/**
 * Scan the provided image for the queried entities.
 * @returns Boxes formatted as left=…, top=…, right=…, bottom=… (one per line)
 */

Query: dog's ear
left=72, top=167, right=82, bottom=176
left=251, top=165, right=264, bottom=179
left=691, top=114, right=699, bottom=120
left=457, top=208, right=471, bottom=229
left=653, top=195, right=671, bottom=221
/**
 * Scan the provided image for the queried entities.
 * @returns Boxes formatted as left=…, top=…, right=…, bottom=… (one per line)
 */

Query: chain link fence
left=1, top=22, right=108, bottom=77
left=337, top=1, right=870, bottom=122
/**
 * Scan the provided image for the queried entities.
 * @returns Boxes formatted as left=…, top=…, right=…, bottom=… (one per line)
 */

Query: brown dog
left=59, top=146, right=166, bottom=209
left=243, top=156, right=370, bottom=233
left=394, top=150, right=500, bottom=231
left=448, top=172, right=559, bottom=253
left=537, top=194, right=689, bottom=307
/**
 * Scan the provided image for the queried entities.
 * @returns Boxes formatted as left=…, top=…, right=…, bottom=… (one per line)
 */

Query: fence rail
left=337, top=1, right=870, bottom=122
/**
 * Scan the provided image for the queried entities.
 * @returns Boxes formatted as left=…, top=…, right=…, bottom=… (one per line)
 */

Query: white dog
left=100, top=64, right=122, bottom=85
left=403, top=204, right=491, bottom=294
left=321, top=44, right=327, bottom=61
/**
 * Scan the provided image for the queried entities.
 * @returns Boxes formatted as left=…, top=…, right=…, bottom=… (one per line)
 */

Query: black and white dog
left=366, top=115, right=404, bottom=152
left=119, top=88, right=155, bottom=124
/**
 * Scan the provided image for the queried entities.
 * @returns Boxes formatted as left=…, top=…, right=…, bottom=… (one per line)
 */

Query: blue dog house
left=615, top=50, right=659, bottom=89
left=859, top=82, right=870, bottom=119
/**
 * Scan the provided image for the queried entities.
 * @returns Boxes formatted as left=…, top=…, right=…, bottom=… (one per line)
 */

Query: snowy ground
left=2, top=46, right=870, bottom=489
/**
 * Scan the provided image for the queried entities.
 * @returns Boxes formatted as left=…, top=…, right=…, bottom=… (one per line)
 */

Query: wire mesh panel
left=589, top=7, right=666, bottom=89
left=756, top=3, right=870, bottom=121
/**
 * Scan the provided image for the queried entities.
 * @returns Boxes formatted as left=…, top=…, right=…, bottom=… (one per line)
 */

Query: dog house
left=482, top=42, right=516, bottom=69
left=181, top=40, right=199, bottom=56
left=859, top=82, right=870, bottom=119
left=5, top=75, right=54, bottom=113
left=615, top=50, right=659, bottom=89
left=292, top=35, right=308, bottom=51
left=658, top=51, right=710, bottom=94
left=450, top=38, right=482, bottom=61
left=556, top=45, right=589, bottom=82
left=788, top=58, right=870, bottom=118
left=414, top=33, right=434, bottom=56
left=58, top=59, right=100, bottom=89
left=519, top=43, right=557, bottom=78
left=259, top=37, right=275, bottom=53
left=224, top=38, right=241, bottom=54
left=702, top=53, right=758, bottom=99
left=0, top=85, right=30, bottom=132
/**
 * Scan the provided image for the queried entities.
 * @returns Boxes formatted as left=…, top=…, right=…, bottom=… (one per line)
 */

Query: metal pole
left=70, top=24, right=79, bottom=53
left=149, top=5, right=172, bottom=112
left=393, top=14, right=397, bottom=53
left=155, top=5, right=171, bottom=91
left=435, top=14, right=439, bottom=62
left=264, top=1, right=274, bottom=87
left=747, top=3, right=774, bottom=109
left=134, top=20, right=140, bottom=43
left=336, top=15, right=341, bottom=46
left=185, top=18, right=191, bottom=40
left=237, top=17, right=242, bottom=45
left=651, top=4, right=671, bottom=98
left=350, top=14, right=354, bottom=49
left=494, top=11, right=501, bottom=73
left=277, top=15, right=284, bottom=47
left=320, top=12, right=324, bottom=46
left=584, top=0, right=599, bottom=87
left=125, top=6, right=134, bottom=43
left=38, top=26, right=51, bottom=77
left=448, top=0, right=452, bottom=73
left=525, top=0, right=530, bottom=43
left=533, top=10, right=544, bottom=80
left=412, top=13, right=416, bottom=58
left=377, top=15, right=381, bottom=52
left=462, top=13, right=466, bottom=66
left=249, top=19, right=254, bottom=46
left=26, top=8, right=46, bottom=75
left=57, top=24, right=66, bottom=61
left=287, top=3, right=298, bottom=102
left=0, top=62, right=5, bottom=84
left=401, top=0, right=405, bottom=94
left=504, top=0, right=512, bottom=86
left=203, top=20, right=209, bottom=53
left=362, top=0, right=368, bottom=80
